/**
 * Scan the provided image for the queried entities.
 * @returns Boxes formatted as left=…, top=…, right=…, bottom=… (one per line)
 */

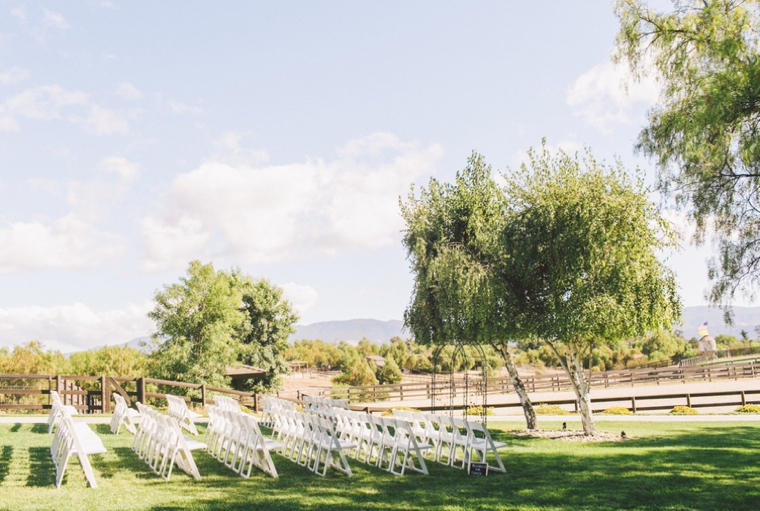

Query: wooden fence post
left=100, top=376, right=109, bottom=414
left=741, top=391, right=746, bottom=406
left=55, top=375, right=62, bottom=404
left=136, top=377, right=145, bottom=405
left=686, top=394, right=691, bottom=407
left=631, top=396, right=637, bottom=413
left=254, top=393, right=259, bottom=412
left=201, top=385, right=207, bottom=408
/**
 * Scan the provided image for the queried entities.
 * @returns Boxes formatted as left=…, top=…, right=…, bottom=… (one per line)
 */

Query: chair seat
left=415, top=442, right=434, bottom=450
left=262, top=439, right=282, bottom=451
left=471, top=438, right=507, bottom=449
left=184, top=438, right=207, bottom=451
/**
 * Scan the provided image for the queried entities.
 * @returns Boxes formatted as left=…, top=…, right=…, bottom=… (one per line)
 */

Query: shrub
left=465, top=405, right=494, bottom=416
left=601, top=406, right=632, bottom=415
left=535, top=404, right=570, bottom=415
left=670, top=405, right=698, bottom=415
left=381, top=406, right=421, bottom=417
left=735, top=404, right=760, bottom=414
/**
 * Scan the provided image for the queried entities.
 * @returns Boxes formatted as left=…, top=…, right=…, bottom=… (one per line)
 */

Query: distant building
left=698, top=335, right=717, bottom=354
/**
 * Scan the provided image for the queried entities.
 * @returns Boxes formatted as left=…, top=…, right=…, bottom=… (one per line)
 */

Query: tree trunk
left=494, top=342, right=537, bottom=430
left=564, top=343, right=595, bottom=435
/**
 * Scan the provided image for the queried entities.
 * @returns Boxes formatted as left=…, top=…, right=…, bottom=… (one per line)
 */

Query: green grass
left=1, top=420, right=759, bottom=510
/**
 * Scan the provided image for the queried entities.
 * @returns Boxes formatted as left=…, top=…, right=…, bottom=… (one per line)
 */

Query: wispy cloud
left=168, top=100, right=203, bottom=116
left=41, top=8, right=70, bottom=30
left=0, top=67, right=30, bottom=84
left=116, top=82, right=143, bottom=100
left=567, top=58, right=659, bottom=133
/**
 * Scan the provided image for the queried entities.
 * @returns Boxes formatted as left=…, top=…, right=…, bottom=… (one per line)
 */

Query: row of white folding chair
left=47, top=390, right=79, bottom=434
left=270, top=408, right=355, bottom=476
left=110, top=393, right=141, bottom=435
left=393, top=411, right=506, bottom=473
left=213, top=395, right=241, bottom=412
left=166, top=394, right=202, bottom=435
left=302, top=395, right=349, bottom=412
left=332, top=409, right=430, bottom=476
left=260, top=395, right=296, bottom=428
left=50, top=410, right=106, bottom=488
left=133, top=403, right=206, bottom=481
left=204, top=405, right=281, bottom=478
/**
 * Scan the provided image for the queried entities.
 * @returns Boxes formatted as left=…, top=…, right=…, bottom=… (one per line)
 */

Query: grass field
left=0, top=420, right=758, bottom=510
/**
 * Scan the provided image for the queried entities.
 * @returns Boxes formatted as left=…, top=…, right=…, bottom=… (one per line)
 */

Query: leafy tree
left=148, top=261, right=296, bottom=393
left=0, top=340, right=66, bottom=375
left=283, top=339, right=342, bottom=369
left=376, top=355, right=404, bottom=384
left=332, top=357, right=378, bottom=387
left=615, top=0, right=760, bottom=314
left=232, top=273, right=298, bottom=392
left=501, top=144, right=681, bottom=434
left=69, top=345, right=148, bottom=378
left=401, top=152, right=538, bottom=429
left=149, top=261, right=243, bottom=390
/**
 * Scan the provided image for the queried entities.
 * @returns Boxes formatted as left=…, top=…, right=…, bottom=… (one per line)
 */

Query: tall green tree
left=502, top=144, right=681, bottom=434
left=402, top=153, right=538, bottom=429
left=232, top=273, right=298, bottom=392
left=615, top=0, right=760, bottom=314
left=148, top=261, right=297, bottom=392
left=149, top=261, right=244, bottom=389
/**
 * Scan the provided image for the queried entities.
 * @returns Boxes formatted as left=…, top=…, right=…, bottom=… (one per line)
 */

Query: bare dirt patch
left=512, top=429, right=629, bottom=442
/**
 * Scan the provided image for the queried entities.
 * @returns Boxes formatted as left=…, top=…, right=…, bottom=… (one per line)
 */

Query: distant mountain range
left=289, top=319, right=405, bottom=344
left=288, top=306, right=760, bottom=344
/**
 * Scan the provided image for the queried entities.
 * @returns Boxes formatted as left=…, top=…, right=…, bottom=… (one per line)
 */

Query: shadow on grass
left=0, top=445, right=12, bottom=484
left=30, top=424, right=47, bottom=434
left=9, top=424, right=21, bottom=433
left=27, top=446, right=55, bottom=487
left=143, top=426, right=760, bottom=511
left=92, top=446, right=159, bottom=480
left=93, top=424, right=112, bottom=435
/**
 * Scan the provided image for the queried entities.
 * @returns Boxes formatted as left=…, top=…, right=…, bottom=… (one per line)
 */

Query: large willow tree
left=616, top=0, right=760, bottom=315
left=501, top=144, right=681, bottom=434
left=401, top=153, right=537, bottom=430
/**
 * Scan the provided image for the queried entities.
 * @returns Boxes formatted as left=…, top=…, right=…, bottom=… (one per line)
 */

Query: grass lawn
left=0, top=420, right=758, bottom=510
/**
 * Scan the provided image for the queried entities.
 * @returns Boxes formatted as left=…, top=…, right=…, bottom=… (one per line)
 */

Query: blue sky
left=0, top=1, right=723, bottom=352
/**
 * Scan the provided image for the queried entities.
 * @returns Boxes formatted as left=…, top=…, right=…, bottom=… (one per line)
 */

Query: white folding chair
left=463, top=419, right=507, bottom=473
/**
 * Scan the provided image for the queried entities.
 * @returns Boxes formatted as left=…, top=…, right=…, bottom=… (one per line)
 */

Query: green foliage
left=602, top=406, right=633, bottom=415
left=735, top=404, right=760, bottom=413
left=148, top=260, right=296, bottom=393
left=283, top=339, right=342, bottom=369
left=535, top=404, right=571, bottom=415
left=670, top=405, right=699, bottom=415
left=615, top=0, right=760, bottom=311
left=232, top=273, right=298, bottom=392
left=332, top=357, right=378, bottom=388
left=381, top=406, right=421, bottom=416
left=375, top=355, right=403, bottom=385
left=69, top=345, right=147, bottom=378
left=634, top=331, right=696, bottom=362
left=0, top=340, right=67, bottom=375
left=465, top=405, right=494, bottom=416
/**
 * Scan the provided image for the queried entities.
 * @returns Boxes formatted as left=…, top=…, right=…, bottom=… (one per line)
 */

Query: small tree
left=376, top=355, right=404, bottom=384
left=502, top=144, right=681, bottom=434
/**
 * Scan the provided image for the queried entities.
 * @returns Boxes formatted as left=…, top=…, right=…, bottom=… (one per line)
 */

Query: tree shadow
left=26, top=447, right=55, bottom=487
left=0, top=445, right=12, bottom=484
left=93, top=424, right=112, bottom=435
left=9, top=424, right=21, bottom=432
left=144, top=425, right=760, bottom=511
left=30, top=424, right=47, bottom=434
left=90, top=446, right=158, bottom=480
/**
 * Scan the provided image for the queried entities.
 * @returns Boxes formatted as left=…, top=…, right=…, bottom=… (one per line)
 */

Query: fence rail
left=309, top=359, right=760, bottom=404
left=0, top=374, right=260, bottom=414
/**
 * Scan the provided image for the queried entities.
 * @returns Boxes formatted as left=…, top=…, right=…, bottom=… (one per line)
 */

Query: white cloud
left=41, top=8, right=70, bottom=30
left=567, top=59, right=659, bottom=133
left=116, top=82, right=142, bottom=100
left=213, top=131, right=270, bottom=165
left=142, top=132, right=443, bottom=271
left=10, top=6, right=26, bottom=21
left=4, top=85, right=88, bottom=121
left=0, top=67, right=30, bottom=85
left=0, top=215, right=124, bottom=273
left=168, top=100, right=203, bottom=116
left=72, top=105, right=129, bottom=135
left=279, top=283, right=319, bottom=315
left=98, top=156, right=140, bottom=181
left=0, top=301, right=154, bottom=351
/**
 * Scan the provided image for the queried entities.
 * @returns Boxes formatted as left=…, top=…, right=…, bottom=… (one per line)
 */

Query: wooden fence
left=312, top=358, right=760, bottom=404
left=0, top=374, right=260, bottom=414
